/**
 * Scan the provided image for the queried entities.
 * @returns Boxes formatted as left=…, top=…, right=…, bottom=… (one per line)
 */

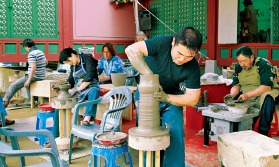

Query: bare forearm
left=125, top=48, right=153, bottom=75
left=76, top=82, right=91, bottom=92
left=99, top=76, right=110, bottom=82
left=245, top=85, right=271, bottom=98
left=230, top=85, right=240, bottom=98
left=28, top=67, right=36, bottom=82
left=168, top=89, right=201, bottom=107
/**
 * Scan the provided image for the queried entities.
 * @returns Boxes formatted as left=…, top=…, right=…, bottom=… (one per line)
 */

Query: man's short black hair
left=174, top=26, right=203, bottom=51
left=236, top=46, right=254, bottom=58
left=22, top=38, right=35, bottom=48
left=59, top=47, right=78, bottom=64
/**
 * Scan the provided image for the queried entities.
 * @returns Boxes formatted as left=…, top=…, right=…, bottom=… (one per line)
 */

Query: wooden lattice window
left=0, top=0, right=58, bottom=39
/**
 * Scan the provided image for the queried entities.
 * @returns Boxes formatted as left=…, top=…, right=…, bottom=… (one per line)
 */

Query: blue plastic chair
left=0, top=96, right=6, bottom=128
left=68, top=86, right=132, bottom=164
left=34, top=109, right=59, bottom=146
left=88, top=140, right=133, bottom=167
left=0, top=127, right=68, bottom=167
left=0, top=97, right=8, bottom=142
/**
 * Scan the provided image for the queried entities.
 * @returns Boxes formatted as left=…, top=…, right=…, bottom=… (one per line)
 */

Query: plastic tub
left=38, top=103, right=55, bottom=111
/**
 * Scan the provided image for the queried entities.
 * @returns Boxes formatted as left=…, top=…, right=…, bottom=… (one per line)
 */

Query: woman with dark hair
left=97, top=43, right=125, bottom=84
left=59, top=47, right=100, bottom=125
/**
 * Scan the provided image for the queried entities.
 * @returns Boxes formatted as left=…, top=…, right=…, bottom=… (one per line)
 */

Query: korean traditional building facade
left=0, top=0, right=278, bottom=67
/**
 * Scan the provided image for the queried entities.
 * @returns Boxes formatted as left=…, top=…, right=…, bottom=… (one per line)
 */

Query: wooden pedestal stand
left=129, top=74, right=170, bottom=167
left=139, top=150, right=160, bottom=167
left=52, top=97, right=78, bottom=150
left=129, top=130, right=170, bottom=167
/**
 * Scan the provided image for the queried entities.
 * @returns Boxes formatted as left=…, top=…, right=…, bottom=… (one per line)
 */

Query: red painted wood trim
left=206, top=0, right=218, bottom=61
left=217, top=43, right=279, bottom=67
left=71, top=39, right=134, bottom=60
left=61, top=0, right=73, bottom=49
left=0, top=1, right=65, bottom=62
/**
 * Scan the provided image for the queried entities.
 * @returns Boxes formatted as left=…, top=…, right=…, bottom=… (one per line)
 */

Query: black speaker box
left=139, top=10, right=151, bottom=30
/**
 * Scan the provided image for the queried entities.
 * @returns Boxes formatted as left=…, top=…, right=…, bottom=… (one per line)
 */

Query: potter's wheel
left=51, top=97, right=78, bottom=109
left=51, top=83, right=78, bottom=109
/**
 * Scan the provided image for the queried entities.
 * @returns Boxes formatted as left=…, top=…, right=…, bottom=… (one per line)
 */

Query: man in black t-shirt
left=125, top=27, right=202, bottom=167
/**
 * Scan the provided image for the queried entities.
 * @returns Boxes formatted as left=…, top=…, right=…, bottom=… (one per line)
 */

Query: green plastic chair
left=0, top=127, right=68, bottom=167
left=68, top=86, right=132, bottom=164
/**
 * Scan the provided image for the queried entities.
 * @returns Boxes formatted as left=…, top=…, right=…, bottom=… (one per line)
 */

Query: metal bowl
left=96, top=132, right=127, bottom=146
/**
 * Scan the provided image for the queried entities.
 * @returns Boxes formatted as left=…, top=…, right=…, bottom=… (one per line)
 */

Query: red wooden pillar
left=61, top=0, right=73, bottom=49
left=206, top=0, right=218, bottom=60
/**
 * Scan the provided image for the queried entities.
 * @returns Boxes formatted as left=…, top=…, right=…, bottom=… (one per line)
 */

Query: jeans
left=83, top=87, right=100, bottom=119
left=258, top=95, right=275, bottom=133
left=135, top=90, right=185, bottom=167
left=4, top=74, right=42, bottom=102
left=0, top=96, right=7, bottom=116
left=160, top=102, right=185, bottom=167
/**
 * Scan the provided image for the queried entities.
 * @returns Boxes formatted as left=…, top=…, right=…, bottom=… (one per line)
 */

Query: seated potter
left=224, top=46, right=279, bottom=136
left=59, top=47, right=100, bottom=125
left=98, top=43, right=125, bottom=84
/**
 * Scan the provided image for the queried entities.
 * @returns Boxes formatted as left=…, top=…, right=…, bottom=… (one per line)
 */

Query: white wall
left=73, top=0, right=136, bottom=40
left=218, top=0, right=238, bottom=44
